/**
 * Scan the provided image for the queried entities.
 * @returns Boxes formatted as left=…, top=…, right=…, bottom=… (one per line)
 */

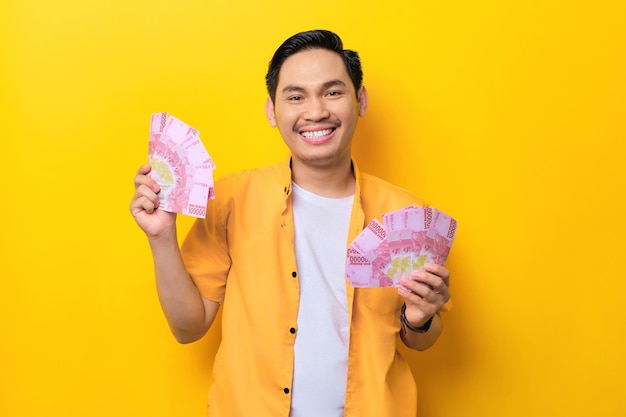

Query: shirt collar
left=278, top=157, right=363, bottom=200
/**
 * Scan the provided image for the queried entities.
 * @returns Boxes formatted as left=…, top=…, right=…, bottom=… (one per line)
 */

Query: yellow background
left=1, top=0, right=625, bottom=416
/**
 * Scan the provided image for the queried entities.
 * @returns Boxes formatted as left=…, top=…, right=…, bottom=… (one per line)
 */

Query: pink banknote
left=346, top=219, right=393, bottom=287
left=350, top=219, right=387, bottom=261
left=345, top=247, right=393, bottom=288
left=418, top=209, right=457, bottom=266
left=382, top=209, right=413, bottom=281
left=147, top=112, right=216, bottom=218
left=346, top=206, right=457, bottom=288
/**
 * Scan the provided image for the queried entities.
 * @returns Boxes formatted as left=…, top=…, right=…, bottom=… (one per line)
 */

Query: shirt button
left=291, top=271, right=297, bottom=278
left=284, top=387, right=290, bottom=394
left=290, top=327, right=296, bottom=334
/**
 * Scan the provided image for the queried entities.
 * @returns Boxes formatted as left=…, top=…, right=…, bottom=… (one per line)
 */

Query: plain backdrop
left=1, top=1, right=625, bottom=416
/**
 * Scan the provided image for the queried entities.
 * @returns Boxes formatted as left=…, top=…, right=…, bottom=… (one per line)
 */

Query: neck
left=290, top=156, right=356, bottom=198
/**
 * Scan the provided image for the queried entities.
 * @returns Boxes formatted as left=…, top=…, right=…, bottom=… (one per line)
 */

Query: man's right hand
left=130, top=164, right=177, bottom=239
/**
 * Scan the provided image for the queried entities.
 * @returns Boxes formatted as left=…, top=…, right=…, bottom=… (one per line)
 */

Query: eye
left=287, top=95, right=303, bottom=102
left=326, top=90, right=345, bottom=99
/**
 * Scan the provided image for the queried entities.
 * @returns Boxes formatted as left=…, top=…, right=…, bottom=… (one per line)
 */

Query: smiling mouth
left=300, top=128, right=335, bottom=139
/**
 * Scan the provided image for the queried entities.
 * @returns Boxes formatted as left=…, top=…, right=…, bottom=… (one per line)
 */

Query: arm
left=130, top=164, right=220, bottom=344
left=398, top=263, right=450, bottom=351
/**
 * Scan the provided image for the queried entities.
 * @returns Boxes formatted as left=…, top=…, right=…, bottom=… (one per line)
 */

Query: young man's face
left=266, top=48, right=367, bottom=171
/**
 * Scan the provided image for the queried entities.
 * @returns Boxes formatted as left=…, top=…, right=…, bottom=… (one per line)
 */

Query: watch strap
left=400, top=303, right=433, bottom=334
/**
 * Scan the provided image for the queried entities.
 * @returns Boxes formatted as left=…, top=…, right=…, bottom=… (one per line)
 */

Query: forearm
left=400, top=313, right=442, bottom=351
left=149, top=228, right=216, bottom=343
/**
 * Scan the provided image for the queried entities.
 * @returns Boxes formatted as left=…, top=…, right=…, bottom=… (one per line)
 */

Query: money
left=382, top=209, right=414, bottom=282
left=147, top=112, right=216, bottom=218
left=347, top=220, right=394, bottom=288
left=345, top=247, right=392, bottom=288
left=418, top=209, right=457, bottom=266
left=346, top=206, right=457, bottom=288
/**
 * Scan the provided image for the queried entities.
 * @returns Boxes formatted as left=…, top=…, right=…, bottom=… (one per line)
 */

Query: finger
left=401, top=272, right=450, bottom=304
left=137, top=163, right=151, bottom=175
left=133, top=183, right=159, bottom=200
left=398, top=286, right=438, bottom=319
left=130, top=192, right=156, bottom=214
left=410, top=270, right=444, bottom=292
left=134, top=171, right=160, bottom=194
left=130, top=184, right=160, bottom=213
left=398, top=284, right=429, bottom=306
left=399, top=275, right=438, bottom=301
left=424, top=263, right=450, bottom=287
left=411, top=264, right=450, bottom=291
left=135, top=195, right=158, bottom=214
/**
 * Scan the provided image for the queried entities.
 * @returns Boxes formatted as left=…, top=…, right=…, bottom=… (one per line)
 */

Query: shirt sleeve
left=180, top=190, right=232, bottom=304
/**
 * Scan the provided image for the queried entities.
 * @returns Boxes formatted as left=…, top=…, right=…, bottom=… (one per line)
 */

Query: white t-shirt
left=290, top=183, right=354, bottom=417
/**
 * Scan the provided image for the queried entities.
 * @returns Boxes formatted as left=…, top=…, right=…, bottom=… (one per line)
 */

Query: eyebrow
left=281, top=79, right=348, bottom=95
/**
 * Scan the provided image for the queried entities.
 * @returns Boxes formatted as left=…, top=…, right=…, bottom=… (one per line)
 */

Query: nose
left=303, top=97, right=330, bottom=121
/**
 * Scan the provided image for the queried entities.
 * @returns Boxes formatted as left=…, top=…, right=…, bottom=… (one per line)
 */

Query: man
left=130, top=29, right=450, bottom=417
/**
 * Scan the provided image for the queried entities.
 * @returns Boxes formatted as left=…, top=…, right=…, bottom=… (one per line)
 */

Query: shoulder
left=359, top=172, right=423, bottom=201
left=213, top=161, right=290, bottom=202
left=216, top=161, right=288, bottom=189
left=217, top=162, right=285, bottom=184
left=358, top=172, right=426, bottom=215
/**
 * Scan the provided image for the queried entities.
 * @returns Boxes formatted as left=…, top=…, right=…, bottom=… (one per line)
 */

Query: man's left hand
left=398, top=263, right=450, bottom=328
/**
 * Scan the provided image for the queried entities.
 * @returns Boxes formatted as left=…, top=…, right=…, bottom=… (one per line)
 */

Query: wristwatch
left=400, top=303, right=433, bottom=334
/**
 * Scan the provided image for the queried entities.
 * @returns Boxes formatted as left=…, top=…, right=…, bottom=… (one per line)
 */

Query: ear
left=357, top=85, right=368, bottom=117
left=265, top=97, right=277, bottom=127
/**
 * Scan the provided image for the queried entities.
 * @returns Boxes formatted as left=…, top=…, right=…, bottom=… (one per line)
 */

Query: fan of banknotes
left=346, top=206, right=457, bottom=288
left=148, top=112, right=216, bottom=219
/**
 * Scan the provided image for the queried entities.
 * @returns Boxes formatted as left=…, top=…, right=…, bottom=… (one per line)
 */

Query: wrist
left=148, top=228, right=180, bottom=255
left=400, top=304, right=433, bottom=334
left=148, top=224, right=178, bottom=244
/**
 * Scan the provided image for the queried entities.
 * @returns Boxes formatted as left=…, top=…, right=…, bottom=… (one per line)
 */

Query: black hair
left=265, top=29, right=363, bottom=103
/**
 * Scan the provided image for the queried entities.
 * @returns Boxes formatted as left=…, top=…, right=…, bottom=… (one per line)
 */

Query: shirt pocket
left=357, top=287, right=405, bottom=317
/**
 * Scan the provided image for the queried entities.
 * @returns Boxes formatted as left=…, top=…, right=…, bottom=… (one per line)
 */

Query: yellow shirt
left=182, top=159, right=430, bottom=417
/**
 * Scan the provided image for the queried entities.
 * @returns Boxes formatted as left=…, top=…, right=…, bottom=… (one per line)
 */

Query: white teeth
left=301, top=129, right=332, bottom=138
